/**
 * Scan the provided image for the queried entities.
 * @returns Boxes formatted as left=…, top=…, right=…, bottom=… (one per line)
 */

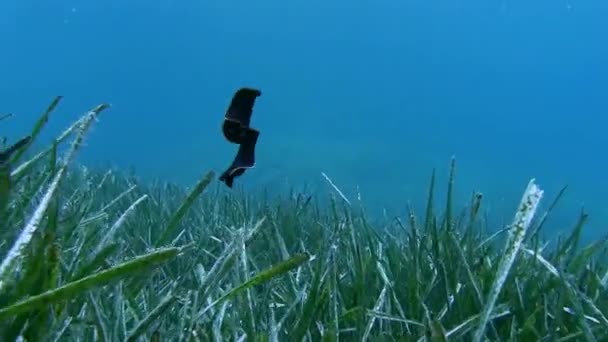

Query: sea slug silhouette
left=219, top=87, right=262, bottom=188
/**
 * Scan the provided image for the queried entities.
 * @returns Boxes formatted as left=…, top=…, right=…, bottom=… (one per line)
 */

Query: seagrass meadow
left=1, top=98, right=607, bottom=342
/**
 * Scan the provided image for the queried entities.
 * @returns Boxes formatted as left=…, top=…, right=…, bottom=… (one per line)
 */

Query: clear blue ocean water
left=2, top=0, right=606, bottom=242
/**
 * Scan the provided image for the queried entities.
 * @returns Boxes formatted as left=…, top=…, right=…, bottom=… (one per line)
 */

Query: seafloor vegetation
left=1, top=98, right=607, bottom=341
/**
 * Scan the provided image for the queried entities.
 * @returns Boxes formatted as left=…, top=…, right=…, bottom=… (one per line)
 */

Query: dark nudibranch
left=219, top=87, right=262, bottom=188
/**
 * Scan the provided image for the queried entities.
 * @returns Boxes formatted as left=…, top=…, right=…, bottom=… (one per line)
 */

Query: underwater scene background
left=2, top=0, right=607, bottom=241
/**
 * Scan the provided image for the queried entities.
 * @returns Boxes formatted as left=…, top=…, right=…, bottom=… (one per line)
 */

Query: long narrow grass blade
left=126, top=286, right=177, bottom=342
left=472, top=179, right=543, bottom=342
left=199, top=253, right=310, bottom=318
left=10, top=104, right=103, bottom=179
left=0, top=104, right=109, bottom=293
left=156, top=170, right=215, bottom=246
left=10, top=96, right=62, bottom=164
left=0, top=246, right=182, bottom=319
left=444, top=156, right=456, bottom=231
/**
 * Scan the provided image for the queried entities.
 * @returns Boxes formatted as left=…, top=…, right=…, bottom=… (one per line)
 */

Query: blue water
left=2, top=0, right=607, bottom=241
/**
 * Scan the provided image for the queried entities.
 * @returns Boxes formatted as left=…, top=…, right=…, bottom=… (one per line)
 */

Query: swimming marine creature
left=219, top=87, right=262, bottom=188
